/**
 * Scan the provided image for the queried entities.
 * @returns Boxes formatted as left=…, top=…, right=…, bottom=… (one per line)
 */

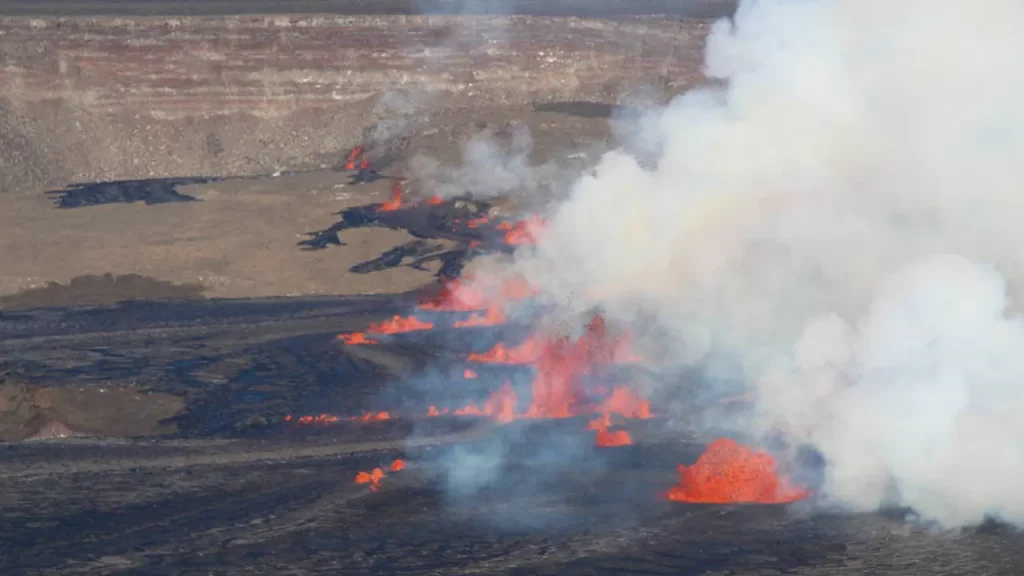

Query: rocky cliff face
left=0, top=15, right=710, bottom=193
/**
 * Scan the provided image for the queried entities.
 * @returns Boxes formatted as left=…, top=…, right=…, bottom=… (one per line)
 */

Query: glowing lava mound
left=666, top=438, right=809, bottom=504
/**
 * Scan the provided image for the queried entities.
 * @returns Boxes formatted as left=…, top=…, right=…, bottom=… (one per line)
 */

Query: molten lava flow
left=503, top=215, right=545, bottom=245
left=453, top=304, right=507, bottom=328
left=595, top=428, right=633, bottom=448
left=463, top=368, right=478, bottom=379
left=521, top=316, right=624, bottom=419
left=360, top=158, right=370, bottom=170
left=463, top=316, right=651, bottom=422
left=418, top=278, right=485, bottom=311
left=337, top=332, right=378, bottom=345
left=427, top=405, right=450, bottom=417
left=500, top=276, right=537, bottom=300
left=390, top=459, right=405, bottom=472
left=379, top=181, right=404, bottom=212
left=368, top=315, right=434, bottom=334
left=467, top=216, right=489, bottom=228
left=345, top=146, right=363, bottom=170
left=467, top=336, right=541, bottom=364
left=427, top=195, right=443, bottom=205
left=354, top=467, right=385, bottom=491
left=522, top=337, right=585, bottom=419
left=348, top=411, right=392, bottom=421
left=587, top=413, right=612, bottom=431
left=665, top=438, right=810, bottom=504
left=287, top=414, right=340, bottom=424
left=454, top=381, right=517, bottom=423
left=587, top=412, right=634, bottom=447
left=596, top=387, right=653, bottom=419
left=418, top=276, right=535, bottom=312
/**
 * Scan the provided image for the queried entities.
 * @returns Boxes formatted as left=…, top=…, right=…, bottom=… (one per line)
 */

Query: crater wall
left=0, top=15, right=712, bottom=193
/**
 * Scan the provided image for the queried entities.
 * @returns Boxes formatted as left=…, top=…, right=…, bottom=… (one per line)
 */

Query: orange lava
left=595, top=428, right=633, bottom=448
left=348, top=411, right=392, bottom=421
left=456, top=316, right=652, bottom=425
left=453, top=381, right=517, bottom=423
left=467, top=216, right=489, bottom=228
left=453, top=305, right=507, bottom=328
left=587, top=413, right=612, bottom=431
left=368, top=315, right=434, bottom=334
left=418, top=276, right=535, bottom=312
left=427, top=195, right=444, bottom=205
left=460, top=313, right=651, bottom=422
left=286, top=414, right=341, bottom=424
left=464, top=368, right=478, bottom=379
left=379, top=180, right=404, bottom=212
left=665, top=438, right=810, bottom=504
left=587, top=412, right=634, bottom=447
left=427, top=405, right=450, bottom=417
left=521, top=316, right=628, bottom=419
left=467, top=337, right=541, bottom=364
left=337, top=332, right=379, bottom=345
left=596, top=387, right=652, bottom=419
left=345, top=146, right=364, bottom=171
left=503, top=215, right=545, bottom=245
left=390, top=459, right=406, bottom=472
left=354, top=467, right=385, bottom=491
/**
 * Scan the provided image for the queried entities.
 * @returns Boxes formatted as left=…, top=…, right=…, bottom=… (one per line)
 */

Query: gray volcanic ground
left=1, top=1, right=1023, bottom=575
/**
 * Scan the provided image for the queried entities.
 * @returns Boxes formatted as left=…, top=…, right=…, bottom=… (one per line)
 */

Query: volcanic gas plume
left=506, top=0, right=1024, bottom=527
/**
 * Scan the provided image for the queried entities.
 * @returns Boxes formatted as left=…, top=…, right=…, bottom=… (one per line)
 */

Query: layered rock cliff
left=0, top=15, right=711, bottom=193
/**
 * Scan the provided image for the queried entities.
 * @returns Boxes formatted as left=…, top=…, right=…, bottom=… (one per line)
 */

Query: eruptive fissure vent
left=666, top=439, right=809, bottom=504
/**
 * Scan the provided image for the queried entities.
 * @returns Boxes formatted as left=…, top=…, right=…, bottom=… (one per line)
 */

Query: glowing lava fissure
left=665, top=438, right=810, bottom=504
left=330, top=246, right=654, bottom=430
left=348, top=411, right=392, bottom=421
left=345, top=146, right=364, bottom=171
left=502, top=215, right=545, bottom=246
left=284, top=414, right=340, bottom=425
left=336, top=315, right=432, bottom=344
left=588, top=413, right=634, bottom=447
left=428, top=315, right=654, bottom=426
left=354, top=459, right=406, bottom=491
left=367, top=315, right=434, bottom=334
left=284, top=411, right=391, bottom=424
left=453, top=304, right=507, bottom=328
left=417, top=276, right=536, bottom=312
left=379, top=180, right=404, bottom=212
left=337, top=332, right=378, bottom=345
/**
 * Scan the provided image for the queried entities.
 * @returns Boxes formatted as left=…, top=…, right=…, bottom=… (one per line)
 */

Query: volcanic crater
left=1, top=2, right=1022, bottom=575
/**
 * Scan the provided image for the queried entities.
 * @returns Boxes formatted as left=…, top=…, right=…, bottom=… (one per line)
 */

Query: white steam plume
left=513, top=0, right=1024, bottom=527
left=409, top=125, right=563, bottom=199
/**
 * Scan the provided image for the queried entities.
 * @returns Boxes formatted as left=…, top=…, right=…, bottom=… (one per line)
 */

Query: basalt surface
left=2, top=289, right=1023, bottom=575
left=0, top=13, right=711, bottom=193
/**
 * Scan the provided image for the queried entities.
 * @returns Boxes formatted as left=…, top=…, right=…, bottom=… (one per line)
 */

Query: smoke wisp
left=409, top=125, right=565, bottom=199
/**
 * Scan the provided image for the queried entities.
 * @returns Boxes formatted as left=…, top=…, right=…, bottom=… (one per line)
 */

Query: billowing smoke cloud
left=511, top=0, right=1024, bottom=527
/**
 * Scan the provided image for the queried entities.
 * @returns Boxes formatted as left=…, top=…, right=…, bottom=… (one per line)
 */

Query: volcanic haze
left=513, top=0, right=1024, bottom=527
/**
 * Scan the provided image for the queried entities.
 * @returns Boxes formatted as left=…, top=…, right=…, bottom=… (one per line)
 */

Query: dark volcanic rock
left=47, top=177, right=218, bottom=208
